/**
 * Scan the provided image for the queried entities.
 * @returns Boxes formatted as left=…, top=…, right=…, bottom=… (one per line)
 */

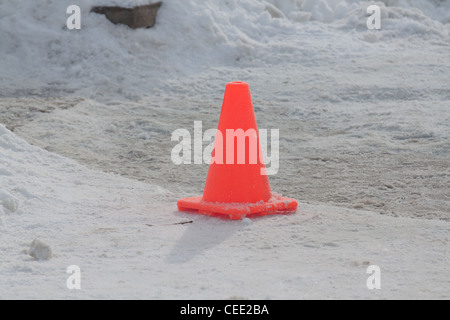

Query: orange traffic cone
left=177, top=81, right=297, bottom=219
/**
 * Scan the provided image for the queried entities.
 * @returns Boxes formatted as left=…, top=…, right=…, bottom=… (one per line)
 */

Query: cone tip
left=227, top=81, right=248, bottom=87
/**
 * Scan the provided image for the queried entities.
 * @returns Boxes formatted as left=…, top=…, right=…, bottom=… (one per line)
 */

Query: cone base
left=177, top=193, right=298, bottom=220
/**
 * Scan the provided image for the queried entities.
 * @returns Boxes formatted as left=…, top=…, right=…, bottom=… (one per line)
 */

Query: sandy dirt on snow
left=1, top=60, right=448, bottom=221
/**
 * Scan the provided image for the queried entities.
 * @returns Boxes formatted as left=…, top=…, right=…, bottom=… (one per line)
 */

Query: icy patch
left=28, top=239, right=52, bottom=261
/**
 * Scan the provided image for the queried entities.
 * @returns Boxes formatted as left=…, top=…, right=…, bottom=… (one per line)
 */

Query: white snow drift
left=0, top=0, right=449, bottom=100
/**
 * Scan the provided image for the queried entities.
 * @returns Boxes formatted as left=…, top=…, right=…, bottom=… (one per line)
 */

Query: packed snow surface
left=0, top=0, right=449, bottom=299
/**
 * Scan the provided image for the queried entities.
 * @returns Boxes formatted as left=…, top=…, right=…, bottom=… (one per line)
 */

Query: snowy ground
left=0, top=0, right=449, bottom=299
left=1, top=124, right=448, bottom=299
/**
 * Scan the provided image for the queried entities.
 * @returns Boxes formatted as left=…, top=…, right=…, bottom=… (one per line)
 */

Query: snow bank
left=0, top=122, right=168, bottom=235
left=272, top=0, right=450, bottom=24
left=0, top=0, right=448, bottom=100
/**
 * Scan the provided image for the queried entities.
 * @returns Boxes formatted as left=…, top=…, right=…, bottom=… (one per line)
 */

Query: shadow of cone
left=178, top=81, right=297, bottom=220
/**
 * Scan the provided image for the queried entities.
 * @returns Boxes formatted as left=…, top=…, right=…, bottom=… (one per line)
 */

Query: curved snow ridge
left=0, top=124, right=168, bottom=217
